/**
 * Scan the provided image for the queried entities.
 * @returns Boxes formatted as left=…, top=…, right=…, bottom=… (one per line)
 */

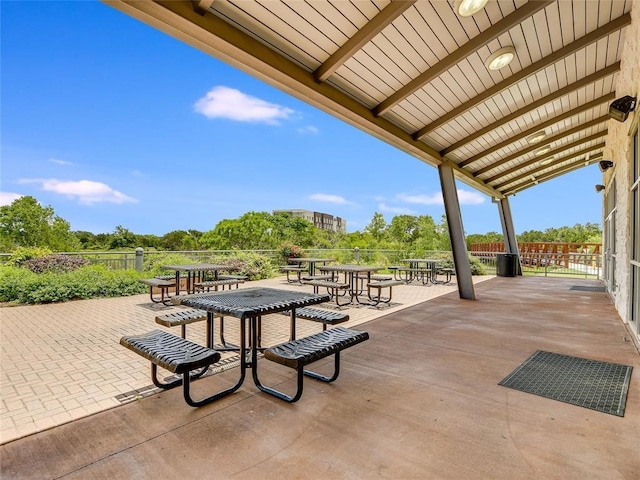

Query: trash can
left=496, top=253, right=518, bottom=277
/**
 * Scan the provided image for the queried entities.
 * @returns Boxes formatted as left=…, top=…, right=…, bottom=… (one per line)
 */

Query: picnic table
left=172, top=287, right=368, bottom=402
left=161, top=263, right=238, bottom=294
left=285, top=257, right=336, bottom=276
left=314, top=264, right=384, bottom=306
left=393, top=258, right=441, bottom=284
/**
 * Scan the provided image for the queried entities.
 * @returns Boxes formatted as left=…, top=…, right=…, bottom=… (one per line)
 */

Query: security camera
left=599, top=160, right=614, bottom=172
left=608, top=95, right=636, bottom=122
left=595, top=184, right=605, bottom=192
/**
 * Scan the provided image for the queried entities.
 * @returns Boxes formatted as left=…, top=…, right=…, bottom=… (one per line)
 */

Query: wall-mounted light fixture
left=595, top=184, right=605, bottom=192
left=599, top=160, right=614, bottom=172
left=527, top=130, right=547, bottom=144
left=608, top=95, right=636, bottom=122
left=486, top=46, right=516, bottom=71
left=456, top=0, right=489, bottom=17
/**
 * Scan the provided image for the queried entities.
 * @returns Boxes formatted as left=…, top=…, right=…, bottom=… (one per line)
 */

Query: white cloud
left=0, top=192, right=23, bottom=206
left=309, top=193, right=351, bottom=205
left=378, top=202, right=417, bottom=215
left=18, top=178, right=137, bottom=205
left=397, top=189, right=485, bottom=206
left=397, top=192, right=443, bottom=205
left=194, top=86, right=295, bottom=125
left=49, top=158, right=73, bottom=166
left=297, top=125, right=319, bottom=135
left=457, top=189, right=486, bottom=205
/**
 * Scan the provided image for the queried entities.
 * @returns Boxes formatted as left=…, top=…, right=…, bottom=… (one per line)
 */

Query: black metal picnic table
left=173, top=287, right=331, bottom=394
left=162, top=263, right=236, bottom=294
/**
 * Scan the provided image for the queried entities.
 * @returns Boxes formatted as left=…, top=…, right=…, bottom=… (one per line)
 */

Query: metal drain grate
left=499, top=350, right=633, bottom=416
left=570, top=285, right=607, bottom=292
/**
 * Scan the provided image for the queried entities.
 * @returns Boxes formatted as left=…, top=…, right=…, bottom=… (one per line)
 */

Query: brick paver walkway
left=0, top=275, right=492, bottom=444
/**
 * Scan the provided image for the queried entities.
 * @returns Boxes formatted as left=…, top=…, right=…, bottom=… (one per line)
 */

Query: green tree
left=135, top=234, right=162, bottom=249
left=412, top=215, right=438, bottom=253
left=74, top=231, right=98, bottom=249
left=434, top=214, right=451, bottom=251
left=48, top=217, right=81, bottom=251
left=109, top=225, right=137, bottom=249
left=364, top=212, right=387, bottom=242
left=466, top=231, right=502, bottom=248
left=0, top=196, right=79, bottom=251
left=161, top=230, right=190, bottom=250
left=386, top=215, right=419, bottom=246
left=201, top=212, right=276, bottom=250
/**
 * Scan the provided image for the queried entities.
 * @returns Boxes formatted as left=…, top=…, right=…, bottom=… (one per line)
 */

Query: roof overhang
left=103, top=0, right=633, bottom=199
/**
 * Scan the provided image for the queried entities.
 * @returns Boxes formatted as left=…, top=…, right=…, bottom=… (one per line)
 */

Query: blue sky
left=1, top=1, right=604, bottom=236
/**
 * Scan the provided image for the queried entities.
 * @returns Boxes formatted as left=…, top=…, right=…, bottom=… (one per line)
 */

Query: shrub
left=143, top=253, right=196, bottom=277
left=24, top=254, right=89, bottom=273
left=142, top=251, right=277, bottom=281
left=0, top=265, right=146, bottom=304
left=279, top=242, right=305, bottom=261
left=7, top=246, right=53, bottom=267
left=217, top=251, right=278, bottom=280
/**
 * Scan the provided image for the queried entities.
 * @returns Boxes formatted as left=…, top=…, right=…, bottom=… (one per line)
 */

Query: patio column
left=437, top=162, right=476, bottom=300
left=496, top=196, right=522, bottom=275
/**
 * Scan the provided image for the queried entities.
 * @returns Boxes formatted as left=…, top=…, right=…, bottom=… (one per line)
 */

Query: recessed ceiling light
left=527, top=130, right=547, bottom=144
left=486, top=46, right=516, bottom=70
left=457, top=0, right=489, bottom=17
left=539, top=156, right=554, bottom=166
left=534, top=145, right=552, bottom=156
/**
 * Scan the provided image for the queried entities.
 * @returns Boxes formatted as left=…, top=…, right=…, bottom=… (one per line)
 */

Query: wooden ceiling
left=105, top=0, right=633, bottom=198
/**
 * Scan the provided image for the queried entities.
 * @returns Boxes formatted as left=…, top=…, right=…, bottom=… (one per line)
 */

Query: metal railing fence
left=0, top=248, right=602, bottom=279
left=472, top=251, right=601, bottom=279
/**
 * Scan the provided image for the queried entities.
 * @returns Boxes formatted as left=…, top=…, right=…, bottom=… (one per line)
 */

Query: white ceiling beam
left=413, top=13, right=631, bottom=140
left=459, top=93, right=616, bottom=168
left=374, top=0, right=554, bottom=117
left=482, top=132, right=607, bottom=182
left=494, top=147, right=604, bottom=190
left=314, top=0, right=416, bottom=83
left=504, top=154, right=603, bottom=196
left=441, top=62, right=620, bottom=156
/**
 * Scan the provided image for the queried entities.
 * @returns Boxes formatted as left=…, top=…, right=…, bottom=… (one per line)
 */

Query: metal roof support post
left=438, top=162, right=476, bottom=300
left=496, top=196, right=523, bottom=276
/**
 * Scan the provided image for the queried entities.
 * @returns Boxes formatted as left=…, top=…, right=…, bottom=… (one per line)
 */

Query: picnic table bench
left=302, top=279, right=350, bottom=307
left=155, top=308, right=208, bottom=339
left=156, top=308, right=235, bottom=349
left=389, top=266, right=431, bottom=284
left=279, top=265, right=307, bottom=283
left=139, top=278, right=175, bottom=305
left=366, top=279, right=404, bottom=306
left=260, top=326, right=369, bottom=403
left=195, top=278, right=244, bottom=292
left=119, top=330, right=237, bottom=407
left=279, top=307, right=349, bottom=339
left=436, top=267, right=455, bottom=284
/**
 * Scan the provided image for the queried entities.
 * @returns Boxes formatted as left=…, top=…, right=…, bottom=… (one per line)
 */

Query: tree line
left=0, top=196, right=601, bottom=253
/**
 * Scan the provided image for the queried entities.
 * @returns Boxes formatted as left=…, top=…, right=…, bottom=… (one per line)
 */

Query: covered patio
left=2, top=276, right=638, bottom=479
left=101, top=0, right=640, bottom=340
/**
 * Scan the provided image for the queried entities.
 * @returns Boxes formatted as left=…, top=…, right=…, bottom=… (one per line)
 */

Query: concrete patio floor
left=1, top=276, right=639, bottom=479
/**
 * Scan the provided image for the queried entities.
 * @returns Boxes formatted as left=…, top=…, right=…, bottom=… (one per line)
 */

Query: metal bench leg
left=367, top=286, right=393, bottom=306
left=304, top=352, right=341, bottom=382
left=333, top=288, right=351, bottom=307
left=150, top=363, right=207, bottom=389
left=149, top=286, right=173, bottom=305
left=181, top=371, right=240, bottom=407
left=367, top=286, right=382, bottom=306
left=254, top=353, right=341, bottom=403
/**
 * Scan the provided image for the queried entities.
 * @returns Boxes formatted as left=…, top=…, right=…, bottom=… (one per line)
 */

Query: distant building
left=273, top=209, right=346, bottom=233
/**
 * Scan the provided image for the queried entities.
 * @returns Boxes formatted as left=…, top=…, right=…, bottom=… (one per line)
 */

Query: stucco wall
left=602, top=0, right=640, bottom=331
